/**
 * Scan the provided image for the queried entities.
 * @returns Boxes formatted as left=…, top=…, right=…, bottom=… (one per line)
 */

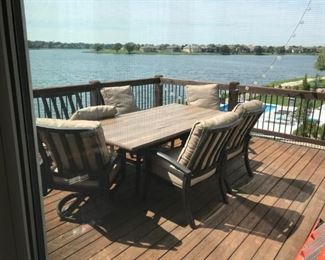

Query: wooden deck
left=44, top=137, right=325, bottom=260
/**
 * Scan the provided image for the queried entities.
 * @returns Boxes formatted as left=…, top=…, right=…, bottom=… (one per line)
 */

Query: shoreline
left=266, top=76, right=325, bottom=90
left=28, top=48, right=319, bottom=56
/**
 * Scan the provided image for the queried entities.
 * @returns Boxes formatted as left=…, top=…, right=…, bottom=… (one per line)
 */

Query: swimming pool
left=219, top=103, right=277, bottom=112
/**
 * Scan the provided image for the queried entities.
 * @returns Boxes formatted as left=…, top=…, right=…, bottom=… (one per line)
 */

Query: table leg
left=120, top=149, right=126, bottom=182
left=135, top=151, right=142, bottom=195
left=141, top=150, right=151, bottom=200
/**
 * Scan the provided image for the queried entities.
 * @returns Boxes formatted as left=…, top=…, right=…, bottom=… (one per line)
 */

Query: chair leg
left=218, top=174, right=229, bottom=204
left=182, top=181, right=196, bottom=229
left=244, top=135, right=254, bottom=177
left=224, top=176, right=237, bottom=195
left=244, top=146, right=253, bottom=177
left=57, top=193, right=86, bottom=222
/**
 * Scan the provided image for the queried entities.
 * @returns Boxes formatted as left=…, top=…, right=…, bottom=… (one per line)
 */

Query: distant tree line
left=27, top=40, right=93, bottom=49
left=27, top=40, right=323, bottom=55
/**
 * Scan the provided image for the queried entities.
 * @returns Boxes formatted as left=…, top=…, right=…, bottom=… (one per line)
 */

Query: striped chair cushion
left=100, top=85, right=139, bottom=115
left=185, top=84, right=220, bottom=110
left=36, top=118, right=112, bottom=178
left=70, top=105, right=117, bottom=120
left=228, top=100, right=264, bottom=157
left=178, top=111, right=241, bottom=173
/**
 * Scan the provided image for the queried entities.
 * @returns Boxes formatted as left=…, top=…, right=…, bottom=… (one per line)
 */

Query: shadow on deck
left=44, top=137, right=325, bottom=260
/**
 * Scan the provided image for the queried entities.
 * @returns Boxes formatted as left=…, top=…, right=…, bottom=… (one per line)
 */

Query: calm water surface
left=29, top=49, right=324, bottom=88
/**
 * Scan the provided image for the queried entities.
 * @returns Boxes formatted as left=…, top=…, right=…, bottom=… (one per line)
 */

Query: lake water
left=29, top=49, right=324, bottom=88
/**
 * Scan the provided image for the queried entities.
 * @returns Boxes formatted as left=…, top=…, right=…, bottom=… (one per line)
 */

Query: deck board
left=230, top=148, right=321, bottom=260
left=43, top=137, right=325, bottom=260
left=188, top=146, right=311, bottom=260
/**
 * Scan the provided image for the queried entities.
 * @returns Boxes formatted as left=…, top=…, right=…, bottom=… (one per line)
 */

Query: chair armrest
left=155, top=151, right=192, bottom=178
left=100, top=152, right=121, bottom=175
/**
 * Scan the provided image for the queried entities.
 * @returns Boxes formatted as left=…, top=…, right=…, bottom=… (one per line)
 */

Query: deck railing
left=33, top=76, right=325, bottom=146
left=33, top=77, right=160, bottom=118
left=236, top=84, right=325, bottom=145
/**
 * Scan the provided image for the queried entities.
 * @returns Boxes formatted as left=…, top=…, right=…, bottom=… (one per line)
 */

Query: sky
left=24, top=0, right=325, bottom=46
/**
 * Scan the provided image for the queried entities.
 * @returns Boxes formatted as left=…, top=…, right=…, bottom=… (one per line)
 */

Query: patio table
left=100, top=103, right=222, bottom=193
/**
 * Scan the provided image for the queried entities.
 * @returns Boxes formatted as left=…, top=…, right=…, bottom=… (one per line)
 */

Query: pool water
left=264, top=104, right=277, bottom=112
left=219, top=103, right=277, bottom=112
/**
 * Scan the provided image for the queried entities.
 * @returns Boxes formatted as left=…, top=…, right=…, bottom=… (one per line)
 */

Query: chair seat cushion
left=148, top=147, right=216, bottom=188
left=100, top=85, right=139, bottom=115
left=51, top=153, right=120, bottom=191
left=53, top=175, right=100, bottom=190
left=185, top=84, right=220, bottom=110
left=70, top=105, right=117, bottom=120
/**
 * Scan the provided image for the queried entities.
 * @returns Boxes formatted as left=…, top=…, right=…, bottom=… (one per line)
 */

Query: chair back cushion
left=185, top=84, right=220, bottom=110
left=228, top=100, right=264, bottom=152
left=70, top=105, right=117, bottom=120
left=36, top=118, right=111, bottom=178
left=100, top=85, right=138, bottom=115
left=178, top=112, right=241, bottom=173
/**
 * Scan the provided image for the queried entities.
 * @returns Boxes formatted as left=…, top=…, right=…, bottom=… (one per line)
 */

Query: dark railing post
left=228, top=82, right=239, bottom=111
left=89, top=80, right=101, bottom=106
left=154, top=75, right=163, bottom=107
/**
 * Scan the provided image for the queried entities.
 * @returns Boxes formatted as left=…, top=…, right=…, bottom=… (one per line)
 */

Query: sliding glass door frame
left=0, top=0, right=46, bottom=259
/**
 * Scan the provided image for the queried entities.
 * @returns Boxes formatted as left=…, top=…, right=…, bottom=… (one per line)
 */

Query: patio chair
left=70, top=105, right=117, bottom=120
left=185, top=83, right=220, bottom=110
left=36, top=118, right=122, bottom=222
left=100, top=85, right=139, bottom=115
left=227, top=100, right=264, bottom=177
left=143, top=112, right=241, bottom=228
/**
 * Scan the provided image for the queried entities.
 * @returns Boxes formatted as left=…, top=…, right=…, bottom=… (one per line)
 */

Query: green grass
left=309, top=79, right=325, bottom=88
left=265, top=77, right=304, bottom=87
